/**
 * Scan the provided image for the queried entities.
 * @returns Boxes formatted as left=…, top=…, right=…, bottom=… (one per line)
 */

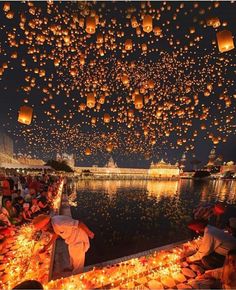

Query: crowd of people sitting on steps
left=0, top=173, right=60, bottom=241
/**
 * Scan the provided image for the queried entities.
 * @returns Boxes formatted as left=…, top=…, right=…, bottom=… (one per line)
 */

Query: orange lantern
left=85, top=16, right=96, bottom=34
left=79, top=103, right=86, bottom=111
left=18, top=106, right=33, bottom=125
left=87, top=92, right=95, bottom=108
left=85, top=148, right=91, bottom=156
left=121, top=74, right=129, bottom=85
left=131, top=16, right=138, bottom=28
left=103, top=113, right=111, bottom=123
left=106, top=144, right=113, bottom=152
left=134, top=94, right=143, bottom=109
left=216, top=30, right=234, bottom=53
left=125, top=39, right=133, bottom=50
left=143, top=15, right=153, bottom=33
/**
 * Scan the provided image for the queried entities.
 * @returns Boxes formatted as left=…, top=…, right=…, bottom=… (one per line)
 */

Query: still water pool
left=69, top=179, right=236, bottom=266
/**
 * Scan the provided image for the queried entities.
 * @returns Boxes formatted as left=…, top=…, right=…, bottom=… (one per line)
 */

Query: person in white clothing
left=187, top=219, right=236, bottom=269
left=32, top=214, right=94, bottom=274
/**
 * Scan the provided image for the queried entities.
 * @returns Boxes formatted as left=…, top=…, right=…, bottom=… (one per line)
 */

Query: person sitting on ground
left=31, top=198, right=41, bottom=217
left=22, top=203, right=32, bottom=223
left=13, top=196, right=24, bottom=216
left=2, top=199, right=22, bottom=225
left=37, top=191, right=50, bottom=213
left=196, top=249, right=236, bottom=289
left=32, top=214, right=94, bottom=274
left=186, top=218, right=236, bottom=269
left=193, top=202, right=225, bottom=227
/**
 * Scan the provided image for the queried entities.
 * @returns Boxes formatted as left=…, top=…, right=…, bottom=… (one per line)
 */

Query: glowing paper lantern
left=125, top=39, right=133, bottom=50
left=121, top=74, right=129, bottom=85
left=134, top=94, right=143, bottom=109
left=86, top=16, right=96, bottom=34
left=216, top=30, right=234, bottom=53
left=131, top=16, right=138, bottom=28
left=87, top=93, right=95, bottom=108
left=106, top=144, right=113, bottom=152
left=85, top=148, right=91, bottom=156
left=103, top=113, right=111, bottom=123
left=18, top=106, right=33, bottom=125
left=143, top=15, right=153, bottom=33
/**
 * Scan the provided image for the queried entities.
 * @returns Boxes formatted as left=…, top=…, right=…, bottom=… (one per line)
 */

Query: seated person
left=31, top=198, right=41, bottom=217
left=196, top=249, right=236, bottom=289
left=187, top=219, right=236, bottom=269
left=2, top=199, right=22, bottom=225
left=37, top=191, right=50, bottom=213
left=13, top=196, right=24, bottom=216
left=22, top=203, right=32, bottom=223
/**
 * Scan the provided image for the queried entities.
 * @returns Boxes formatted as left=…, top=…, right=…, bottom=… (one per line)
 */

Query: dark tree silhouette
left=45, top=160, right=74, bottom=172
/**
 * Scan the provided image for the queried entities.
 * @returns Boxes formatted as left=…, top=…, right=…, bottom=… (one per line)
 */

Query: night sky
left=0, top=1, right=235, bottom=168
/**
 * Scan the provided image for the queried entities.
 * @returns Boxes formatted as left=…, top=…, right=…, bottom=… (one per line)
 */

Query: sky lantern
left=134, top=94, right=143, bottom=109
left=106, top=144, right=113, bottom=152
left=85, top=148, right=91, bottom=156
left=121, top=74, right=129, bottom=85
left=153, top=26, right=162, bottom=36
left=128, top=109, right=134, bottom=118
left=86, top=16, right=96, bottom=34
left=87, top=92, right=95, bottom=108
left=18, top=105, right=33, bottom=125
left=103, top=113, right=111, bottom=123
left=131, top=16, right=138, bottom=28
left=148, top=80, right=155, bottom=89
left=216, top=30, right=234, bottom=53
left=141, top=43, right=147, bottom=52
left=3, top=2, right=11, bottom=12
left=97, top=33, right=103, bottom=43
left=125, top=39, right=133, bottom=50
left=142, top=15, right=153, bottom=33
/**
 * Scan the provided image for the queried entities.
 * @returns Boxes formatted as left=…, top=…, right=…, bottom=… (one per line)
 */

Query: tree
left=45, top=160, right=74, bottom=172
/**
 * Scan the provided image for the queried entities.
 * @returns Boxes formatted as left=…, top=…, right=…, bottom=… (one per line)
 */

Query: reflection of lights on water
left=146, top=181, right=179, bottom=200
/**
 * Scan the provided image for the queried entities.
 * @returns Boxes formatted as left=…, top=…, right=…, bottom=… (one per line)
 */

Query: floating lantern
left=3, top=2, right=11, bottom=12
left=216, top=30, right=234, bottom=53
left=134, top=94, right=143, bottom=109
left=97, top=33, right=103, bottom=43
left=121, top=74, right=129, bottom=85
left=91, top=117, right=96, bottom=124
left=103, top=113, right=111, bottom=123
left=143, top=15, right=153, bottom=33
left=87, top=92, right=95, bottom=108
left=141, top=43, right=147, bottom=52
left=131, top=16, right=138, bottom=28
left=148, top=80, right=155, bottom=89
left=128, top=109, right=134, bottom=118
left=18, top=106, right=33, bottom=125
left=106, top=144, right=113, bottom=152
left=153, top=26, right=162, bottom=36
left=86, top=16, right=96, bottom=34
left=125, top=39, right=133, bottom=50
left=85, top=148, right=91, bottom=155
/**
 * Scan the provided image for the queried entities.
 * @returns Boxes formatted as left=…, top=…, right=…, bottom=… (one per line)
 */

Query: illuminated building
left=148, top=159, right=180, bottom=178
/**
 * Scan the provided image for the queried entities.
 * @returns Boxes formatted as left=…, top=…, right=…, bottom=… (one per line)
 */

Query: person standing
left=33, top=214, right=94, bottom=274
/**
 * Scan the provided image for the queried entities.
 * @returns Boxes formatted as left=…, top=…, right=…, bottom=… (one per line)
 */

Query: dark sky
left=0, top=1, right=235, bottom=168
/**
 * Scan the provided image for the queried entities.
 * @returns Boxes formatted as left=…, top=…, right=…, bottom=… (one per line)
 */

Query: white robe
left=51, top=215, right=90, bottom=273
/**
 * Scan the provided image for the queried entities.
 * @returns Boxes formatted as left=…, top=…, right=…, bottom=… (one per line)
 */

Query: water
left=69, top=179, right=236, bottom=266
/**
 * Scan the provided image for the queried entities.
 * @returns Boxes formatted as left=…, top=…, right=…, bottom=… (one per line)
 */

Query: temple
left=148, top=159, right=180, bottom=178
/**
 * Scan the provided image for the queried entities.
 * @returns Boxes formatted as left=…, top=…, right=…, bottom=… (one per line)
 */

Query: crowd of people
left=0, top=173, right=60, bottom=241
